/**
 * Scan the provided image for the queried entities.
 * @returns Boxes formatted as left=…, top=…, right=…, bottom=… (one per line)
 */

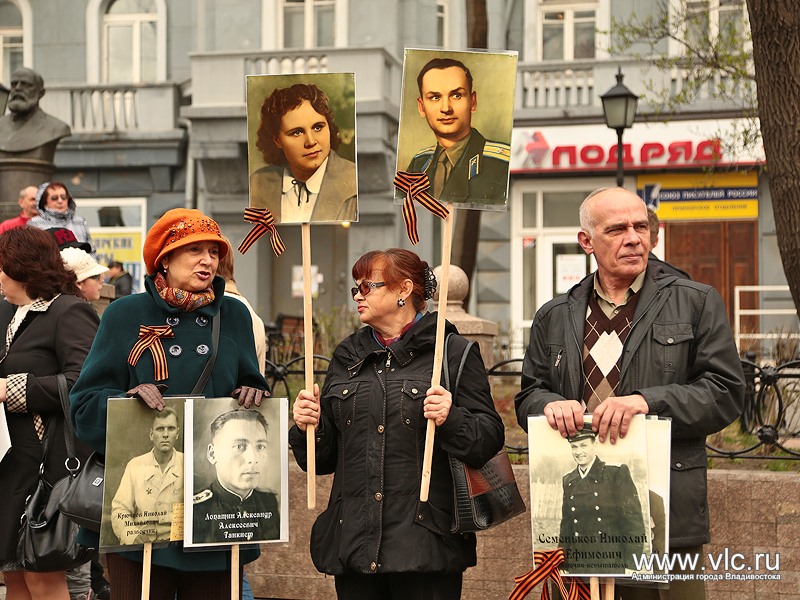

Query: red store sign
left=511, top=120, right=764, bottom=174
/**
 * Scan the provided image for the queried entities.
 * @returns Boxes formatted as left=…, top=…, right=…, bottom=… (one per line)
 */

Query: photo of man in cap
left=559, top=426, right=647, bottom=574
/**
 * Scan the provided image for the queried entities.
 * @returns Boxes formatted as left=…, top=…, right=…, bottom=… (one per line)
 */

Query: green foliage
left=605, top=0, right=761, bottom=163
left=607, top=1, right=756, bottom=112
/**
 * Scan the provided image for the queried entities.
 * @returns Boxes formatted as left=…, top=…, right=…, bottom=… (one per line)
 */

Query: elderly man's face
left=18, top=186, right=38, bottom=218
left=577, top=189, right=651, bottom=283
left=207, top=419, right=268, bottom=498
left=8, top=70, right=43, bottom=115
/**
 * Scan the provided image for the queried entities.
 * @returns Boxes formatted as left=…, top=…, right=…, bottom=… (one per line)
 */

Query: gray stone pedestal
left=433, top=264, right=498, bottom=362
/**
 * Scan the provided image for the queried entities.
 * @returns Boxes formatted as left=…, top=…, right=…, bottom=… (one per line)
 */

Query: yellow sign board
left=637, top=172, right=758, bottom=220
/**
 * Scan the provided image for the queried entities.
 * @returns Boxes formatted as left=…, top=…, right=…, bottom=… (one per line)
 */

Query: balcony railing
left=34, top=54, right=754, bottom=135
left=40, top=83, right=182, bottom=134
left=188, top=47, right=402, bottom=108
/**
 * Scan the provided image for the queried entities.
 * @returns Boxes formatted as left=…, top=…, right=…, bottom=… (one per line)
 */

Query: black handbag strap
left=191, top=312, right=219, bottom=395
left=442, top=333, right=474, bottom=403
left=55, top=373, right=79, bottom=471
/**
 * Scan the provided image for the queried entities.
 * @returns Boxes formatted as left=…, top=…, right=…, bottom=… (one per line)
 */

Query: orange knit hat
left=143, top=208, right=230, bottom=275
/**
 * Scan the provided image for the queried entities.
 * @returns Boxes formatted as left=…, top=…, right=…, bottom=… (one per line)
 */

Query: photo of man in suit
left=559, top=427, right=647, bottom=574
left=406, top=57, right=511, bottom=207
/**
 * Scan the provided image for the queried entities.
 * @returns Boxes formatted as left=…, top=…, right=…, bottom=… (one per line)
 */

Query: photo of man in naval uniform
left=404, top=55, right=512, bottom=208
left=191, top=409, right=280, bottom=545
left=110, top=406, right=184, bottom=545
left=559, top=427, right=647, bottom=574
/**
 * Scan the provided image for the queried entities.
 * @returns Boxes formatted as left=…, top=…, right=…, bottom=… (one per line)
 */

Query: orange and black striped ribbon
left=239, top=207, right=286, bottom=256
left=393, top=171, right=449, bottom=245
left=128, top=325, right=174, bottom=381
left=509, top=550, right=591, bottom=600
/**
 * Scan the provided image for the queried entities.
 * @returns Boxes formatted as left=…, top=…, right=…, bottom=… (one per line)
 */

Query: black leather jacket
left=516, top=265, right=745, bottom=547
left=290, top=312, right=504, bottom=575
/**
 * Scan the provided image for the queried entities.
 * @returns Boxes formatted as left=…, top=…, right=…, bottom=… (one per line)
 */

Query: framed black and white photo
left=183, top=397, right=289, bottom=547
left=527, top=414, right=652, bottom=577
left=101, top=397, right=187, bottom=550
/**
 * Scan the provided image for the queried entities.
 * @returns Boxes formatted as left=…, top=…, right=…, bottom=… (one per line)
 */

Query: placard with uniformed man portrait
left=528, top=414, right=653, bottom=577
left=395, top=48, right=517, bottom=210
left=184, top=397, right=288, bottom=547
left=101, top=397, right=187, bottom=550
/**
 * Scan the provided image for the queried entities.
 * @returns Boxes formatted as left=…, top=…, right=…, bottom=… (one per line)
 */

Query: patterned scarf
left=154, top=272, right=215, bottom=311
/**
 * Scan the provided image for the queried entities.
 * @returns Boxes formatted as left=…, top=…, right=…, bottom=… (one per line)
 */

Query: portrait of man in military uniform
left=101, top=398, right=185, bottom=548
left=559, top=427, right=648, bottom=574
left=185, top=398, right=289, bottom=547
left=527, top=415, right=652, bottom=577
left=396, top=49, right=517, bottom=210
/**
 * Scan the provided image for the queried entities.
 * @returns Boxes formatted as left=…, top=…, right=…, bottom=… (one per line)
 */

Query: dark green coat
left=70, top=274, right=269, bottom=571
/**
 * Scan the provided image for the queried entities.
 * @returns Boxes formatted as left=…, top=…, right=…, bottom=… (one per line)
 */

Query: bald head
left=579, top=187, right=647, bottom=237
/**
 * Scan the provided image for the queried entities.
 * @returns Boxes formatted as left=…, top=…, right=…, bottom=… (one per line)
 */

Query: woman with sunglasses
left=290, top=248, right=503, bottom=600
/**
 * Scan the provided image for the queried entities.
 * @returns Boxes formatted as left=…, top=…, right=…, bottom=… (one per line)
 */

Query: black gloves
left=231, top=386, right=268, bottom=408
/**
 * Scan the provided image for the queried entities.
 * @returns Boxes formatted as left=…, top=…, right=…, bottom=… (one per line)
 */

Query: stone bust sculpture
left=0, top=67, right=71, bottom=162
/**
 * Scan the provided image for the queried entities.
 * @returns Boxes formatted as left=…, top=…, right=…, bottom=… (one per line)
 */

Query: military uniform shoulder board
left=193, top=489, right=213, bottom=504
left=483, top=141, right=511, bottom=162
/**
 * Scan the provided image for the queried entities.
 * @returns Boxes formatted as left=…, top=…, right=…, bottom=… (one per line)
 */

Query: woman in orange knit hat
left=70, top=208, right=271, bottom=600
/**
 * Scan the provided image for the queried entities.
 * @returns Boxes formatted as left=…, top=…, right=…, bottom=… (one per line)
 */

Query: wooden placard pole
left=419, top=203, right=454, bottom=502
left=590, top=576, right=600, bottom=600
left=302, top=223, right=316, bottom=509
left=141, top=542, right=152, bottom=600
left=603, top=578, right=615, bottom=600
left=231, top=544, right=240, bottom=600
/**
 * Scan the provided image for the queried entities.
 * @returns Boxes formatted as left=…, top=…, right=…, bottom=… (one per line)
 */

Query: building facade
left=1, top=0, right=792, bottom=353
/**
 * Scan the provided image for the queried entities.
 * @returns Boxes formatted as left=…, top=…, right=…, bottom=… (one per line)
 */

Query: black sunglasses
left=351, top=280, right=386, bottom=299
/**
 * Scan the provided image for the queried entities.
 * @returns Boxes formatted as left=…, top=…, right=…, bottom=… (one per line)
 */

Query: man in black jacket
left=516, top=187, right=744, bottom=599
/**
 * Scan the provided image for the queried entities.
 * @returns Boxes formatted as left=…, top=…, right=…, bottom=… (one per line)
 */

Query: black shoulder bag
left=17, top=374, right=96, bottom=571
left=58, top=313, right=220, bottom=532
left=443, top=333, right=526, bottom=533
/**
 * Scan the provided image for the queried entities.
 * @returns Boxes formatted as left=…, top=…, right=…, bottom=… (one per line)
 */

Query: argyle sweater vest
left=582, top=292, right=640, bottom=412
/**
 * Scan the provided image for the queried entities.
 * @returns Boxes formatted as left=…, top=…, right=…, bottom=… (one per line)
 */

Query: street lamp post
left=601, top=67, right=639, bottom=187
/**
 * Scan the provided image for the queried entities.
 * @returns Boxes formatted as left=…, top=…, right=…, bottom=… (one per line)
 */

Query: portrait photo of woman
left=247, top=74, right=358, bottom=224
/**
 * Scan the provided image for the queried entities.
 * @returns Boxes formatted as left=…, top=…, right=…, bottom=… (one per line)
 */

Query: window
left=540, top=5, right=596, bottom=61
left=281, top=0, right=335, bottom=48
left=0, top=0, right=23, bottom=83
left=686, top=0, right=745, bottom=47
left=511, top=181, right=604, bottom=348
left=0, top=27, right=22, bottom=81
left=437, top=0, right=449, bottom=47
left=102, top=0, right=157, bottom=83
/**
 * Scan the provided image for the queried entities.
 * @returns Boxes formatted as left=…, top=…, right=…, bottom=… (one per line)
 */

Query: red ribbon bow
left=393, top=171, right=449, bottom=245
left=238, top=207, right=286, bottom=256
left=509, top=550, right=591, bottom=600
left=128, top=325, right=175, bottom=381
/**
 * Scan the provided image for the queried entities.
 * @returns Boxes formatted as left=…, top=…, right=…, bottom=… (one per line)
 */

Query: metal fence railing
left=268, top=352, right=800, bottom=461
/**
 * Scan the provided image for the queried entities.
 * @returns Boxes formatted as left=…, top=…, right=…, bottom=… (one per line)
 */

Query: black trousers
left=106, top=552, right=243, bottom=600
left=334, top=571, right=463, bottom=600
